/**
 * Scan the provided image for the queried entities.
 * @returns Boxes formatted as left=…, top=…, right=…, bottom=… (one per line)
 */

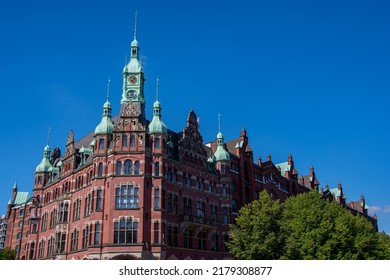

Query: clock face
left=128, top=76, right=138, bottom=84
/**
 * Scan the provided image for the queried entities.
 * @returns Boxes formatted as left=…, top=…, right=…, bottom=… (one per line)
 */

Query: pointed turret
left=213, top=114, right=230, bottom=162
left=122, top=12, right=145, bottom=105
left=148, top=77, right=168, bottom=134
left=34, top=132, right=53, bottom=188
left=35, top=144, right=52, bottom=173
left=95, top=80, right=114, bottom=135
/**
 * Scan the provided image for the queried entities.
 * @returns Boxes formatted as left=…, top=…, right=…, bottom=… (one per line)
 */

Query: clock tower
left=121, top=12, right=145, bottom=110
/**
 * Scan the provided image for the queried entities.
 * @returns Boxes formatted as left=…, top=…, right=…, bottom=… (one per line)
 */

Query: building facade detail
left=4, top=21, right=377, bottom=260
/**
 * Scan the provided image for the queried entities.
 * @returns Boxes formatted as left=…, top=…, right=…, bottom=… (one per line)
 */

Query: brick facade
left=5, top=30, right=377, bottom=260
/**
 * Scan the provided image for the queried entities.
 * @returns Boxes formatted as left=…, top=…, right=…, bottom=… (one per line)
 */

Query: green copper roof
left=8, top=192, right=30, bottom=205
left=148, top=92, right=167, bottom=134
left=213, top=131, right=230, bottom=162
left=35, top=145, right=52, bottom=173
left=329, top=187, right=347, bottom=200
left=95, top=100, right=114, bottom=135
left=275, top=162, right=291, bottom=176
left=148, top=116, right=167, bottom=134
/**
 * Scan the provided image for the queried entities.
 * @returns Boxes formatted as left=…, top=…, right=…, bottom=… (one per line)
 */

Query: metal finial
left=156, top=76, right=159, bottom=100
left=134, top=11, right=138, bottom=39
left=47, top=126, right=51, bottom=146
left=107, top=78, right=111, bottom=101
left=218, top=113, right=221, bottom=132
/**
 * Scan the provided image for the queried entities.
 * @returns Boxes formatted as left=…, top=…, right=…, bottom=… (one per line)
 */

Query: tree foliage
left=228, top=190, right=390, bottom=260
left=227, top=190, right=283, bottom=259
left=0, top=247, right=16, bottom=260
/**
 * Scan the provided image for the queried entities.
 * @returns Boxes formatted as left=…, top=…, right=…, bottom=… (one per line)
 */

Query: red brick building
left=5, top=26, right=377, bottom=260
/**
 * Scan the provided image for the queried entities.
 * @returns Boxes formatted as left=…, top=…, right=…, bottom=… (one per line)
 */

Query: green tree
left=281, top=191, right=382, bottom=259
left=378, top=231, right=390, bottom=259
left=228, top=189, right=387, bottom=260
left=227, top=190, right=283, bottom=259
left=0, top=247, right=17, bottom=260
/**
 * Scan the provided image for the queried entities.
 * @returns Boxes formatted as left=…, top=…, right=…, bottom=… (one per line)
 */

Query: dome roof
left=35, top=145, right=52, bottom=173
left=213, top=129, right=230, bottom=161
left=94, top=117, right=114, bottom=135
left=148, top=117, right=167, bottom=134
left=94, top=100, right=114, bottom=135
left=213, top=145, right=230, bottom=161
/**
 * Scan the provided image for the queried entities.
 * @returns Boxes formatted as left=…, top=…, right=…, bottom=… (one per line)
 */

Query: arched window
left=154, top=162, right=159, bottom=176
left=124, top=160, right=132, bottom=175
left=134, top=161, right=140, bottom=174
left=98, top=163, right=103, bottom=177
left=116, top=161, right=122, bottom=175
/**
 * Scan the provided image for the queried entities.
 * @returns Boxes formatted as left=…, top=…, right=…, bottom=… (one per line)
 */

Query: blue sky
left=0, top=0, right=389, bottom=234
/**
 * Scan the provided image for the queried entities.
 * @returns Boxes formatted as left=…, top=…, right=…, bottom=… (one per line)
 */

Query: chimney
left=257, top=156, right=262, bottom=166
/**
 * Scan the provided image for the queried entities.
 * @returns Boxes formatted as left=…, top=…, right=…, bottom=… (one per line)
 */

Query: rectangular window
left=222, top=206, right=229, bottom=224
left=38, top=240, right=45, bottom=259
left=94, top=223, right=100, bottom=245
left=210, top=205, right=218, bottom=222
left=115, top=185, right=139, bottom=209
left=183, top=197, right=192, bottom=216
left=154, top=188, right=160, bottom=209
left=71, top=229, right=79, bottom=252
left=197, top=201, right=206, bottom=218
left=47, top=237, right=55, bottom=257
left=29, top=242, right=35, bottom=260
left=122, top=134, right=128, bottom=147
left=99, top=139, right=104, bottom=149
left=183, top=229, right=192, bottom=249
left=96, top=189, right=102, bottom=211
left=154, top=138, right=160, bottom=148
left=84, top=194, right=91, bottom=217
left=167, top=225, right=178, bottom=247
left=113, top=218, right=138, bottom=244
left=197, top=231, right=207, bottom=250
left=167, top=193, right=178, bottom=214
left=82, top=226, right=89, bottom=249
left=211, top=233, right=219, bottom=252
left=130, top=135, right=135, bottom=147
left=73, top=199, right=81, bottom=221
left=56, top=232, right=66, bottom=254
left=153, top=221, right=159, bottom=244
